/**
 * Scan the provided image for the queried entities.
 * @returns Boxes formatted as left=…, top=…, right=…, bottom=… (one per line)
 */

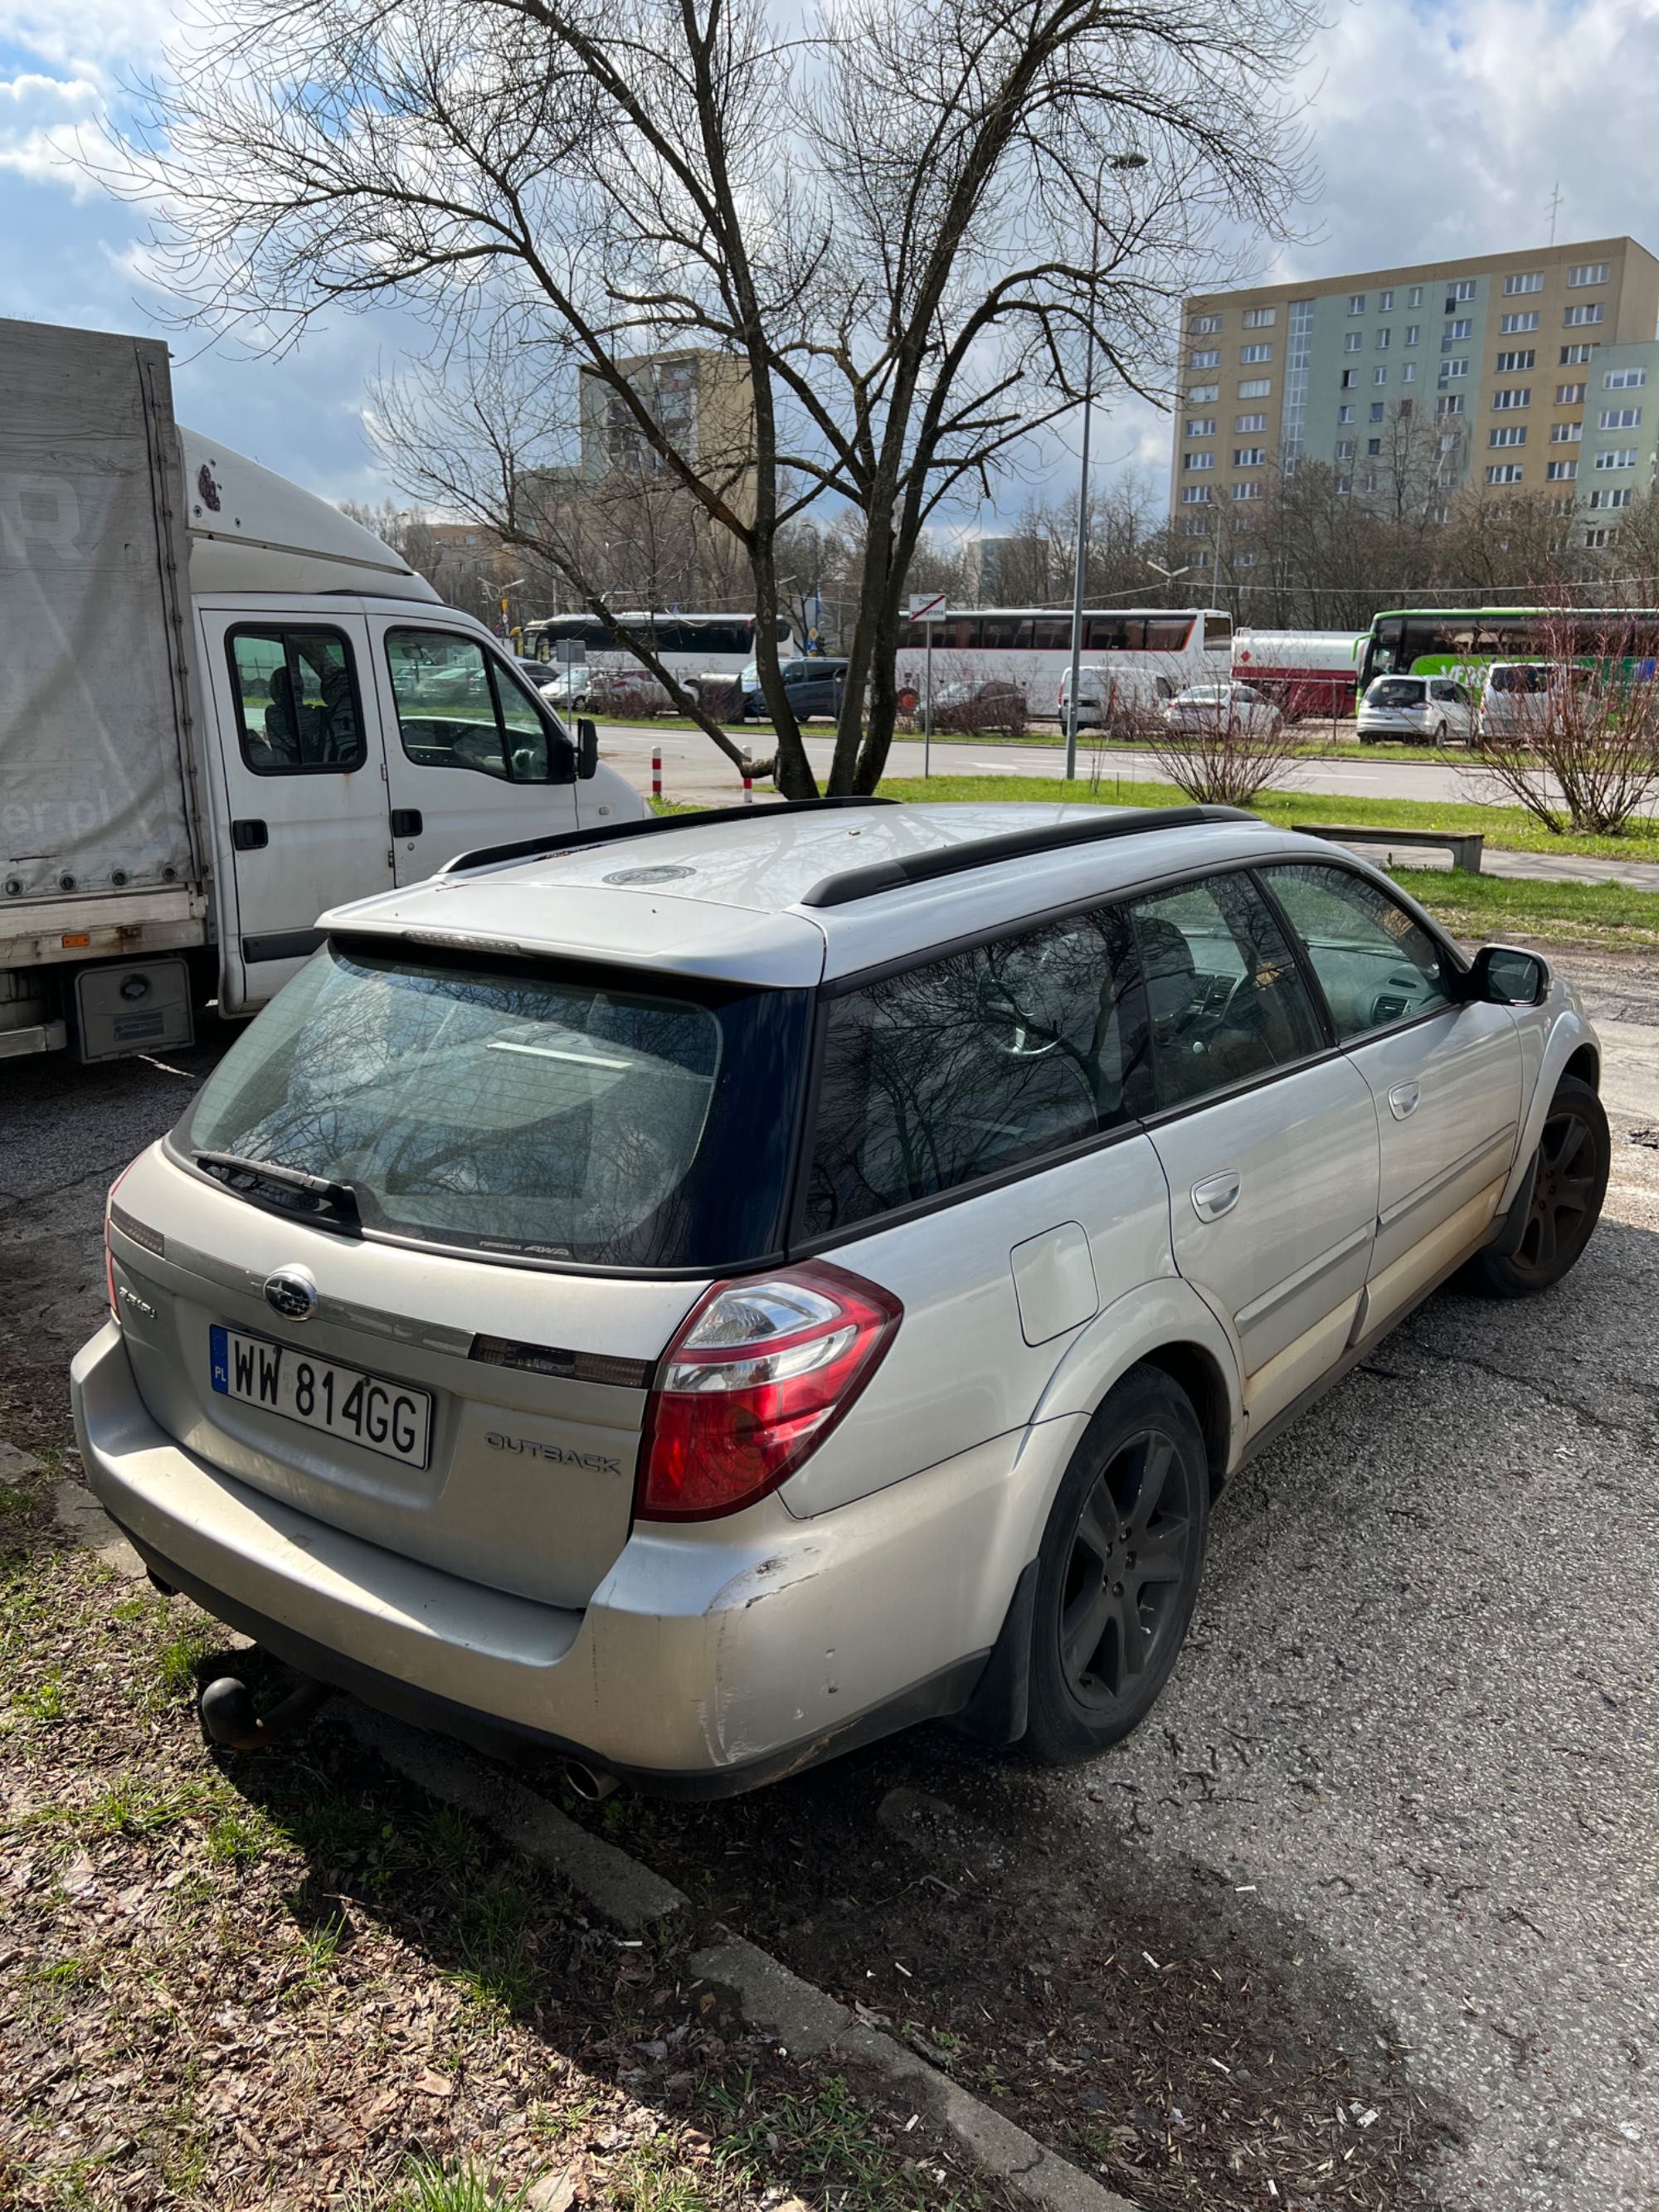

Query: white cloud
left=0, top=68, right=104, bottom=190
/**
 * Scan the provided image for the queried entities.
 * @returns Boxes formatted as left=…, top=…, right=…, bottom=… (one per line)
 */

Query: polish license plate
left=209, top=1325, right=432, bottom=1469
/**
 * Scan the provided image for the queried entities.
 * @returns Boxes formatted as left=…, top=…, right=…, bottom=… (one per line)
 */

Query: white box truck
left=1, top=318, right=644, bottom=1062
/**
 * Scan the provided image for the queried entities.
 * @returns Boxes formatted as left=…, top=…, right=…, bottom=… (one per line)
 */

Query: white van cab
left=1478, top=662, right=1592, bottom=745
left=1059, top=663, right=1176, bottom=735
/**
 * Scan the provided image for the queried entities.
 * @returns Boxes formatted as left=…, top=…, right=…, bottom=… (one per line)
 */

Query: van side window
left=385, top=630, right=564, bottom=783
left=804, top=905, right=1151, bottom=1233
left=1129, top=872, right=1323, bottom=1111
left=228, top=629, right=366, bottom=774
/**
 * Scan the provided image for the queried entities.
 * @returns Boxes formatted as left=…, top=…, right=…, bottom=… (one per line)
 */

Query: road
left=3, top=947, right=1657, bottom=2212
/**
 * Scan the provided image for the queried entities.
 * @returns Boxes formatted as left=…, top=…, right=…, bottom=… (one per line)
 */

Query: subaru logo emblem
left=263, top=1269, right=318, bottom=1322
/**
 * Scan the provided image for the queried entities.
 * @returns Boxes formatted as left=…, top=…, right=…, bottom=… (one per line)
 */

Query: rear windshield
left=180, top=944, right=808, bottom=1270
left=1367, top=678, right=1424, bottom=706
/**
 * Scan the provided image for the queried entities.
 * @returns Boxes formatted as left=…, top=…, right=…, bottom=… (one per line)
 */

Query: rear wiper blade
left=196, top=1150, right=361, bottom=1231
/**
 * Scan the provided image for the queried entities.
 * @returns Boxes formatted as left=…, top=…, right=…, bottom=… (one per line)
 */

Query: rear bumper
left=71, top=1321, right=1052, bottom=1794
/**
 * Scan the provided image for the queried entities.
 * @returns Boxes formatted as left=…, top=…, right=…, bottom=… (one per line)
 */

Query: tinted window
left=1262, top=864, right=1453, bottom=1039
left=1129, top=873, right=1322, bottom=1111
left=228, top=628, right=366, bottom=774
left=805, top=906, right=1151, bottom=1233
left=185, top=946, right=808, bottom=1269
left=1368, top=678, right=1424, bottom=707
left=385, top=631, right=564, bottom=783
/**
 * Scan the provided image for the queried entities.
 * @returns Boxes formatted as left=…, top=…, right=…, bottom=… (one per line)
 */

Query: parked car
left=586, top=668, right=671, bottom=717
left=1477, top=661, right=1592, bottom=746
left=741, top=655, right=849, bottom=723
left=1060, top=664, right=1175, bottom=736
left=1161, top=681, right=1283, bottom=738
left=76, top=801, right=1608, bottom=1798
left=1357, top=673, right=1475, bottom=746
left=529, top=660, right=591, bottom=714
left=929, top=678, right=1027, bottom=736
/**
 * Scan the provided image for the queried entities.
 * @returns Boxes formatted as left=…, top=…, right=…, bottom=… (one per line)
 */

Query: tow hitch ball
left=199, top=1671, right=333, bottom=1751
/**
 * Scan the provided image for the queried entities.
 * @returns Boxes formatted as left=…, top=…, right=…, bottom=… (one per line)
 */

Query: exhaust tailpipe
left=564, top=1758, right=620, bottom=1804
left=200, top=1671, right=333, bottom=1751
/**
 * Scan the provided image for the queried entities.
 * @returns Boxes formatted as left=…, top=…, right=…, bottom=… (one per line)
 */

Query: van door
left=202, top=609, right=393, bottom=1014
left=368, top=619, right=581, bottom=884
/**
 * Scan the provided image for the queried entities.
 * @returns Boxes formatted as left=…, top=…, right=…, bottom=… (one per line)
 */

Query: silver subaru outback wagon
left=73, top=800, right=1608, bottom=1796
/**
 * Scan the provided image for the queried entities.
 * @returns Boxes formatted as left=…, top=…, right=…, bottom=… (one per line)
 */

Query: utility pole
left=1549, top=182, right=1563, bottom=246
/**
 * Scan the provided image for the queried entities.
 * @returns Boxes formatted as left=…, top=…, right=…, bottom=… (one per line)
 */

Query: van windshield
left=181, top=944, right=808, bottom=1269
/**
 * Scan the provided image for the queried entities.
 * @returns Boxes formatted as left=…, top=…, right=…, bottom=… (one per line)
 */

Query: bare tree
left=1469, top=607, right=1659, bottom=837
left=1146, top=691, right=1301, bottom=807
left=98, top=0, right=1317, bottom=795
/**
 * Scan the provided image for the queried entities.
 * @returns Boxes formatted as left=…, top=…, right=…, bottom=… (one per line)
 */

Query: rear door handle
left=231, top=819, right=268, bottom=852
left=1191, top=1171, right=1242, bottom=1223
left=390, top=809, right=423, bottom=838
left=1389, top=1080, right=1422, bottom=1120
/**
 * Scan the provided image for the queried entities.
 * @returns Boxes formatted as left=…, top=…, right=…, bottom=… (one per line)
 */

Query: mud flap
left=949, top=1558, right=1039, bottom=1746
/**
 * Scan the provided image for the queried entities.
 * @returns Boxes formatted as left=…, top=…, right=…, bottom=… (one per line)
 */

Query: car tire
left=1022, top=1364, right=1209, bottom=1764
left=1433, top=719, right=1448, bottom=743
left=1466, top=1076, right=1609, bottom=1300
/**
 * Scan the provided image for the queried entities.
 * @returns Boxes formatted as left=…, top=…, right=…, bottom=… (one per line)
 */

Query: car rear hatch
left=107, top=939, right=810, bottom=1611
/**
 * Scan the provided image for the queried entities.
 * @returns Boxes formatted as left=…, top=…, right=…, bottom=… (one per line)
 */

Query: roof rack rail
left=439, top=793, right=897, bottom=878
left=797, top=805, right=1258, bottom=910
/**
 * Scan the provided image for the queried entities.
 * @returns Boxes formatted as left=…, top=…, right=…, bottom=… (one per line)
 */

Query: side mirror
left=1470, top=943, right=1550, bottom=1006
left=576, top=717, right=599, bottom=781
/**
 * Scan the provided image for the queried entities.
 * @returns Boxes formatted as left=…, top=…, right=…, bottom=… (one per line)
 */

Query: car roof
left=318, top=801, right=1305, bottom=988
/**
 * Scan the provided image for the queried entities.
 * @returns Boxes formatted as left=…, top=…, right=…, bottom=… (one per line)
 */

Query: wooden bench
left=1296, top=823, right=1485, bottom=876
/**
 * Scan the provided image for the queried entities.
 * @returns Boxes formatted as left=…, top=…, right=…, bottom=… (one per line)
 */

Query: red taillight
left=637, top=1262, right=902, bottom=1521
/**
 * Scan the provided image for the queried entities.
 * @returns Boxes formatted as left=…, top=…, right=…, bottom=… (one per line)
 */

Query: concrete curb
left=346, top=1708, right=1136, bottom=2212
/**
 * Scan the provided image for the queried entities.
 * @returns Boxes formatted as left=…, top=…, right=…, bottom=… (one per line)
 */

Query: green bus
left=1359, top=606, right=1659, bottom=691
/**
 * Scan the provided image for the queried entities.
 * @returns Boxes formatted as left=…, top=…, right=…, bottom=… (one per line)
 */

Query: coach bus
left=522, top=610, right=797, bottom=681
left=1359, top=606, right=1659, bottom=690
left=893, top=605, right=1232, bottom=717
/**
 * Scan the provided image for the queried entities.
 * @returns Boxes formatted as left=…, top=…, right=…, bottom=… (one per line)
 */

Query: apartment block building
left=578, top=349, right=757, bottom=519
left=1170, top=236, right=1659, bottom=555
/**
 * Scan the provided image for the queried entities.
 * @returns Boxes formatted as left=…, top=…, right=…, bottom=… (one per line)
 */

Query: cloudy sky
left=2, top=0, right=1657, bottom=521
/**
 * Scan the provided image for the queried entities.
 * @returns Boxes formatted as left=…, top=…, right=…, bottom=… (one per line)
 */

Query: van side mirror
left=576, top=717, right=599, bottom=780
left=1470, top=943, right=1550, bottom=1006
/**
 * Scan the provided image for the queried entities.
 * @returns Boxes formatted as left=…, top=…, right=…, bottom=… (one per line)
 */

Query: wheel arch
left=1563, top=1041, right=1600, bottom=1091
left=1136, top=1340, right=1234, bottom=1493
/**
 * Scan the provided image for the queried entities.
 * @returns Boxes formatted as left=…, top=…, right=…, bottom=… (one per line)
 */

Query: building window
left=1404, top=324, right=1420, bottom=347
left=1184, top=417, right=1216, bottom=437
left=1568, top=261, right=1610, bottom=288
left=1191, top=348, right=1221, bottom=368
left=1491, top=388, right=1531, bottom=409
left=1191, top=314, right=1223, bottom=334
left=1594, top=447, right=1637, bottom=469
left=1379, top=289, right=1395, bottom=311
left=1344, top=331, right=1363, bottom=353
left=1375, top=327, right=1391, bottom=350
left=1238, top=377, right=1272, bottom=398
left=1585, top=526, right=1613, bottom=547
left=1181, top=516, right=1212, bottom=536
left=1237, top=551, right=1259, bottom=568
left=1335, top=438, right=1355, bottom=459
left=1440, top=358, right=1470, bottom=381
left=1486, top=464, right=1525, bottom=484
left=1337, top=404, right=1355, bottom=424
left=1403, top=362, right=1417, bottom=384
left=1564, top=304, right=1605, bottom=327
left=1240, top=343, right=1272, bottom=363
left=1371, top=367, right=1386, bottom=386
left=1340, top=369, right=1358, bottom=388
left=1504, top=272, right=1544, bottom=294
left=1546, top=459, right=1579, bottom=480
left=1556, top=382, right=1586, bottom=404
left=1561, top=343, right=1596, bottom=365
left=1408, top=286, right=1423, bottom=308
left=1606, top=367, right=1648, bottom=389
left=1437, top=394, right=1465, bottom=416
left=1233, top=447, right=1266, bottom=466
left=1242, top=306, right=1277, bottom=328
left=1183, top=450, right=1214, bottom=470
left=1231, top=481, right=1263, bottom=500
left=1335, top=474, right=1352, bottom=493
left=1370, top=401, right=1385, bottom=421
left=1550, top=421, right=1583, bottom=442
left=1438, top=432, right=1461, bottom=453
left=1447, top=280, right=1477, bottom=304
left=1235, top=412, right=1267, bottom=432
left=1444, top=318, right=1474, bottom=343
left=1347, top=293, right=1366, bottom=314
left=1495, top=350, right=1535, bottom=372
left=1188, top=382, right=1219, bottom=404
left=1489, top=425, right=1527, bottom=447
left=1600, top=406, right=1643, bottom=429
left=1500, top=312, right=1540, bottom=334
left=1588, top=486, right=1634, bottom=508
left=1180, top=485, right=1212, bottom=504
left=1366, top=437, right=1382, bottom=456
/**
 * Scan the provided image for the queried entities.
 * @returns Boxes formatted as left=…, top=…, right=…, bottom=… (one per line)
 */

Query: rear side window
left=805, top=905, right=1151, bottom=1234
left=183, top=946, right=808, bottom=1270
left=228, top=628, right=366, bottom=774
left=1368, top=678, right=1424, bottom=707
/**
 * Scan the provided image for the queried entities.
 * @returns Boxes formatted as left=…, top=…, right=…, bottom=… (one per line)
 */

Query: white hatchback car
left=75, top=802, right=1608, bottom=1796
left=1357, top=673, right=1475, bottom=746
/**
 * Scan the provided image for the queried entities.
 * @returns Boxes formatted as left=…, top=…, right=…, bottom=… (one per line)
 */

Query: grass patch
left=1392, top=867, right=1659, bottom=947
left=153, top=1620, right=219, bottom=1701
left=715, top=2075, right=975, bottom=2210
left=878, top=770, right=1659, bottom=865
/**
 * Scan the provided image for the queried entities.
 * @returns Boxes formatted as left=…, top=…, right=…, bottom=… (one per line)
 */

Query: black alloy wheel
left=1468, top=1075, right=1610, bottom=1299
left=1024, top=1365, right=1209, bottom=1762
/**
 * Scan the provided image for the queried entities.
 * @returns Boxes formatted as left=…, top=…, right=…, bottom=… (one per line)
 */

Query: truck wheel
left=1467, top=1077, right=1608, bottom=1299
left=1023, top=1365, right=1209, bottom=1764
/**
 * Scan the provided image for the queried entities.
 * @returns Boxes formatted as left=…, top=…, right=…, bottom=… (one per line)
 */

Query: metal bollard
left=652, top=746, right=662, bottom=800
left=742, top=774, right=753, bottom=805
